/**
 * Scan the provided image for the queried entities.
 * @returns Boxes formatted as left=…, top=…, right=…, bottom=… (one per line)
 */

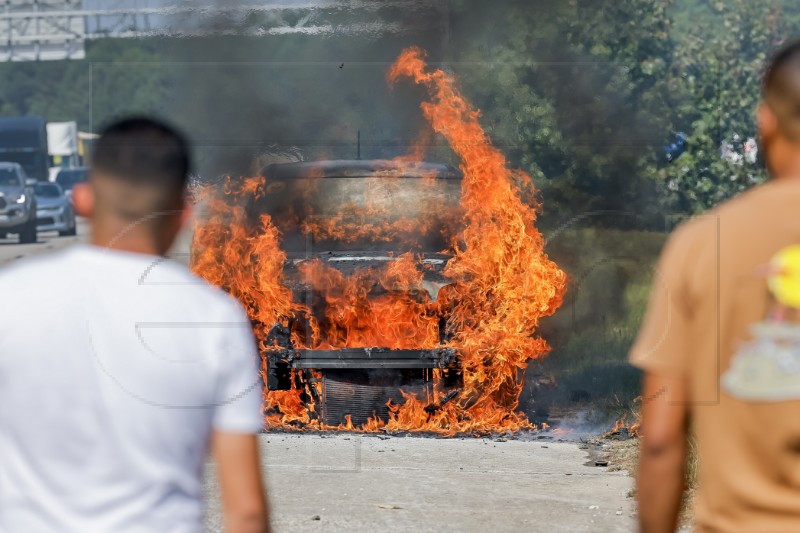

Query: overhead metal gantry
left=0, top=1, right=434, bottom=62
left=1, top=1, right=86, bottom=61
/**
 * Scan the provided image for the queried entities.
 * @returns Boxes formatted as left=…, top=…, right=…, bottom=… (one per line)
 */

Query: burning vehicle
left=250, top=159, right=464, bottom=427
left=192, top=47, right=567, bottom=435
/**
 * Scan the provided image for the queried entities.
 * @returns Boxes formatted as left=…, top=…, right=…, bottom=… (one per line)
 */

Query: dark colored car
left=54, top=167, right=89, bottom=198
left=0, top=162, right=37, bottom=243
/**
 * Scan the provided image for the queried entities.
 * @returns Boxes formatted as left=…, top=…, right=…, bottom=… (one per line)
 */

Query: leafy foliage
left=662, top=0, right=790, bottom=213
left=0, top=1, right=797, bottom=220
left=444, top=1, right=679, bottom=229
left=0, top=39, right=174, bottom=130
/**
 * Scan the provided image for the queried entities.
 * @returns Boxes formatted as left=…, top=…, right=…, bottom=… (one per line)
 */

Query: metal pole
left=34, top=0, right=40, bottom=60
left=6, top=1, right=12, bottom=61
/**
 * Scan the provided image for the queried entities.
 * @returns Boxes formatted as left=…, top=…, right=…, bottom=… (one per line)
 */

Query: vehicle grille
left=321, top=369, right=433, bottom=427
left=37, top=217, right=54, bottom=225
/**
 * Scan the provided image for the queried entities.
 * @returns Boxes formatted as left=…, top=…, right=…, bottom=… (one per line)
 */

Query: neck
left=767, top=137, right=800, bottom=179
left=773, top=158, right=800, bottom=179
left=89, top=218, right=168, bottom=257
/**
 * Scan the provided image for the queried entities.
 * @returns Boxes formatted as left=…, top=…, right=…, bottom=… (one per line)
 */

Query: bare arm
left=636, top=372, right=689, bottom=533
left=212, top=431, right=270, bottom=533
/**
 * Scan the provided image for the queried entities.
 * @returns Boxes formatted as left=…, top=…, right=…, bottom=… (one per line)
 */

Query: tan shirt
left=631, top=178, right=800, bottom=532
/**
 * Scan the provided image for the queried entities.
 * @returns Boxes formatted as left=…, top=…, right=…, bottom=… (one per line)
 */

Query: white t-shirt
left=0, top=244, right=264, bottom=533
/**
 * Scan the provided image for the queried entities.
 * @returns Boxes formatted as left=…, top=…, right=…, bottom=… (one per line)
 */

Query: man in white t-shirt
left=0, top=117, right=270, bottom=533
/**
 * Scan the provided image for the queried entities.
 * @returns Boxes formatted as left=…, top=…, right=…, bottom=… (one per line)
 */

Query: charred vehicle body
left=247, top=160, right=465, bottom=426
left=193, top=50, right=568, bottom=434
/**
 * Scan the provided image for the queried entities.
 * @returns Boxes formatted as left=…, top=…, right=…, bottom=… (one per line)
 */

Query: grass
left=606, top=434, right=699, bottom=528
left=538, top=228, right=700, bottom=526
left=527, top=228, right=702, bottom=526
left=524, top=227, right=667, bottom=420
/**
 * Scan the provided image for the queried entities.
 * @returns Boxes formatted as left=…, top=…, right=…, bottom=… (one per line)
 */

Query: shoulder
left=0, top=249, right=71, bottom=291
left=659, top=215, right=713, bottom=266
left=704, top=180, right=790, bottom=229
left=666, top=184, right=769, bottom=254
left=200, top=282, right=251, bottom=322
left=141, top=255, right=250, bottom=316
left=160, top=260, right=251, bottom=321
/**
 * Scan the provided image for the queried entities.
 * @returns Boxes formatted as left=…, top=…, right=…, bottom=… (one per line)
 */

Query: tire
left=59, top=221, right=77, bottom=237
left=58, top=211, right=78, bottom=237
left=19, top=216, right=37, bottom=244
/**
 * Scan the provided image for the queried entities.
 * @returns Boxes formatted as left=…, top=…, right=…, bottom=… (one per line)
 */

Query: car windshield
left=56, top=169, right=88, bottom=190
left=0, top=167, right=20, bottom=187
left=34, top=183, right=61, bottom=198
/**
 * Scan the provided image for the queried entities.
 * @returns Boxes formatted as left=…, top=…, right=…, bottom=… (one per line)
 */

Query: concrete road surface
left=0, top=219, right=636, bottom=532
left=204, top=434, right=636, bottom=533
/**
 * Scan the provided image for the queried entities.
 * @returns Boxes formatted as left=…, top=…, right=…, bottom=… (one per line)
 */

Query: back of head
left=764, top=39, right=800, bottom=141
left=91, top=117, right=190, bottom=221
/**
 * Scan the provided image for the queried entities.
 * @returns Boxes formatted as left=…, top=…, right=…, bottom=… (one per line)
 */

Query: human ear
left=71, top=182, right=94, bottom=218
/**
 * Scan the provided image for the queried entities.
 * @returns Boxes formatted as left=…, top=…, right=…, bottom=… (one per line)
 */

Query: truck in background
left=47, top=121, right=79, bottom=168
left=47, top=122, right=97, bottom=181
left=0, top=117, right=49, bottom=182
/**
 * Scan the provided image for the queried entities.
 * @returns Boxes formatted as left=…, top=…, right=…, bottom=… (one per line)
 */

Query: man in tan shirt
left=632, top=39, right=800, bottom=532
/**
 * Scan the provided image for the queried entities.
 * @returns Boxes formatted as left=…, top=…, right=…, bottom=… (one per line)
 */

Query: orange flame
left=607, top=413, right=640, bottom=438
left=607, top=397, right=642, bottom=438
left=293, top=254, right=440, bottom=350
left=379, top=47, right=567, bottom=433
left=191, top=46, right=567, bottom=435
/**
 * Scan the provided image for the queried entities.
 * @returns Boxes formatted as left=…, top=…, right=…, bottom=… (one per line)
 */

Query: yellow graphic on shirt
left=723, top=245, right=800, bottom=402
left=767, top=245, right=800, bottom=309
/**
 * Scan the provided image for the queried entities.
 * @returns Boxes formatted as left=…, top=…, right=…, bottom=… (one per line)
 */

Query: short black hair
left=92, top=116, right=190, bottom=191
left=764, top=38, right=800, bottom=139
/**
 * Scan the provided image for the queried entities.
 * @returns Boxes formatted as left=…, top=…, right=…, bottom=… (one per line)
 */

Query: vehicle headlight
left=15, top=194, right=25, bottom=204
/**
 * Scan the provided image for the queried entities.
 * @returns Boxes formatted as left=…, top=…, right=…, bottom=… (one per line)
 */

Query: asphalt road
left=0, top=216, right=193, bottom=267
left=0, top=220, right=637, bottom=532
left=0, top=217, right=90, bottom=267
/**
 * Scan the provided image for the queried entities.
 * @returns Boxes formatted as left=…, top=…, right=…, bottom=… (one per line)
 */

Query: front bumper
left=265, top=346, right=461, bottom=390
left=0, top=205, right=29, bottom=229
left=36, top=207, right=71, bottom=231
left=267, top=346, right=458, bottom=371
left=264, top=347, right=462, bottom=426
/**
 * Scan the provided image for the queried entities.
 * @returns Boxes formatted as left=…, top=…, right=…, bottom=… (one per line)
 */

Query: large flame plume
left=192, top=46, right=566, bottom=435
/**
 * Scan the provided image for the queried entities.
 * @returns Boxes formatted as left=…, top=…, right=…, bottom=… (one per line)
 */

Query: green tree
left=0, top=39, right=176, bottom=131
left=662, top=0, right=788, bottom=213
left=445, top=0, right=678, bottom=229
